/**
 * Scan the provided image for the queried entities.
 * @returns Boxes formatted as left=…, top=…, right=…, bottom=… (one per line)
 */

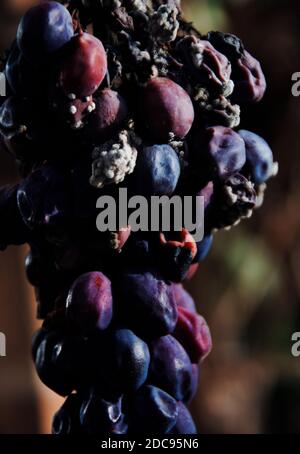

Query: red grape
left=142, top=77, right=194, bottom=141
left=85, top=89, right=128, bottom=141
left=59, top=32, right=107, bottom=98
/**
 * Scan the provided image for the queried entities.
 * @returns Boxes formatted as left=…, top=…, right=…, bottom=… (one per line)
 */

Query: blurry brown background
left=0, top=0, right=300, bottom=434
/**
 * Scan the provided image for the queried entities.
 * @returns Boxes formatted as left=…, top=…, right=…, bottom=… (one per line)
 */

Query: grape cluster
left=0, top=0, right=277, bottom=434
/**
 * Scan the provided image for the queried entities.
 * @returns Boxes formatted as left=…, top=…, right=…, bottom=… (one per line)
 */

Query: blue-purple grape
left=168, top=401, right=197, bottom=434
left=102, top=329, right=150, bottom=396
left=194, top=234, right=213, bottom=263
left=115, top=271, right=178, bottom=338
left=129, top=385, right=178, bottom=434
left=17, top=1, right=74, bottom=61
left=149, top=335, right=193, bottom=402
left=32, top=329, right=79, bottom=396
left=190, top=126, right=246, bottom=182
left=130, top=144, right=181, bottom=197
left=239, top=129, right=276, bottom=184
left=52, top=394, right=82, bottom=434
left=80, top=390, right=127, bottom=434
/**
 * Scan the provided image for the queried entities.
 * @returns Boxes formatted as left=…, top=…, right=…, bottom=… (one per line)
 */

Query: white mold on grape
left=244, top=179, right=255, bottom=192
left=223, top=185, right=238, bottom=206
left=108, top=0, right=122, bottom=8
left=149, top=5, right=179, bottom=43
left=168, top=132, right=186, bottom=165
left=190, top=41, right=205, bottom=69
left=130, top=0, right=149, bottom=13
left=227, top=103, right=240, bottom=128
left=73, top=121, right=83, bottom=129
left=272, top=162, right=279, bottom=177
left=90, top=130, right=138, bottom=188
left=255, top=183, right=267, bottom=209
left=88, top=102, right=96, bottom=112
left=193, top=86, right=210, bottom=102
left=223, top=80, right=235, bottom=97
left=69, top=105, right=78, bottom=115
left=67, top=93, right=76, bottom=100
left=243, top=209, right=253, bottom=219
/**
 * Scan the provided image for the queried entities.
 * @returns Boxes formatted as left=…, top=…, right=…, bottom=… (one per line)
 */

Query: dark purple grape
left=130, top=144, right=181, bottom=197
left=17, top=1, right=74, bottom=61
left=204, top=31, right=266, bottom=104
left=0, top=96, right=59, bottom=162
left=157, top=230, right=197, bottom=282
left=32, top=329, right=80, bottom=396
left=0, top=184, right=30, bottom=250
left=176, top=36, right=232, bottom=94
left=25, top=240, right=58, bottom=287
left=171, top=284, right=197, bottom=313
left=80, top=389, right=127, bottom=434
left=168, top=401, right=197, bottom=434
left=119, top=232, right=156, bottom=268
left=190, top=126, right=246, bottom=182
left=85, top=89, right=128, bottom=142
left=101, top=329, right=150, bottom=396
left=129, top=385, right=178, bottom=434
left=205, top=173, right=257, bottom=230
left=32, top=327, right=49, bottom=360
left=33, top=264, right=75, bottom=320
left=5, top=42, right=49, bottom=97
left=66, top=272, right=113, bottom=334
left=50, top=89, right=97, bottom=130
left=0, top=97, right=27, bottom=140
left=51, top=335, right=88, bottom=382
left=194, top=234, right=213, bottom=263
left=115, top=271, right=178, bottom=339
left=58, top=32, right=107, bottom=98
left=174, top=306, right=212, bottom=363
left=17, top=165, right=70, bottom=231
left=149, top=335, right=193, bottom=402
left=141, top=77, right=194, bottom=141
left=232, top=50, right=266, bottom=104
left=185, top=363, right=200, bottom=404
left=239, top=129, right=276, bottom=184
left=52, top=393, right=82, bottom=434
left=206, top=31, right=245, bottom=60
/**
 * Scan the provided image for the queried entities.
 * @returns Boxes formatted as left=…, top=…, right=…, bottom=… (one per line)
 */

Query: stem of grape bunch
left=0, top=0, right=277, bottom=435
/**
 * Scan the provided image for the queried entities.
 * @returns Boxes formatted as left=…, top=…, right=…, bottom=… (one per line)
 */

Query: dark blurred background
left=0, top=0, right=299, bottom=434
